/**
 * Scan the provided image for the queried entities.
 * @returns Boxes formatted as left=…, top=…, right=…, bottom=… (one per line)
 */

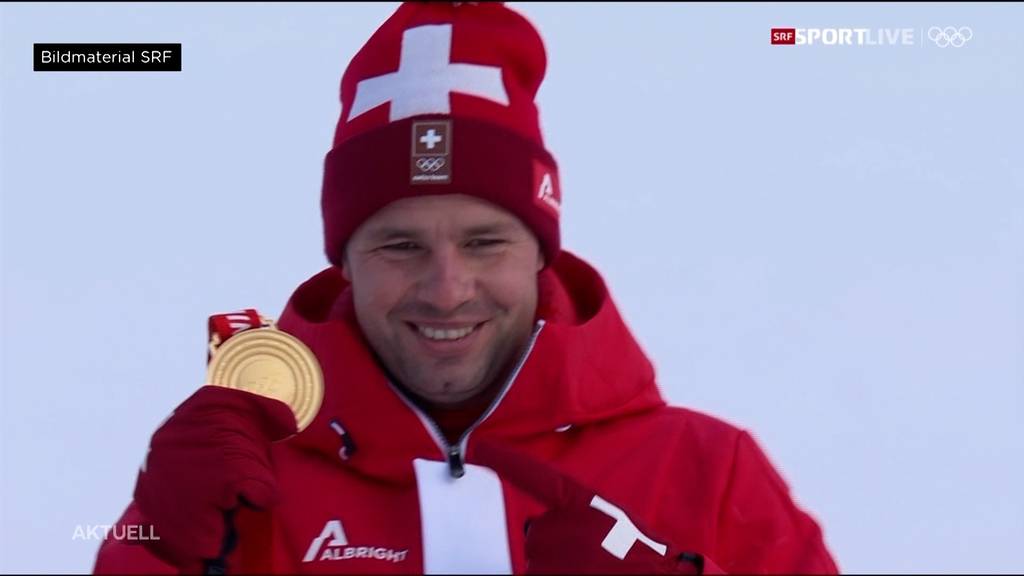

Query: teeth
left=417, top=324, right=476, bottom=341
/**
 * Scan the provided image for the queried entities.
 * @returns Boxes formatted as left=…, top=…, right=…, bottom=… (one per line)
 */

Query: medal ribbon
left=207, top=309, right=265, bottom=360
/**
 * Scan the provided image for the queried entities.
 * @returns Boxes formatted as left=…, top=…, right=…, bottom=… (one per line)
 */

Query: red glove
left=474, top=442, right=725, bottom=574
left=133, top=385, right=297, bottom=573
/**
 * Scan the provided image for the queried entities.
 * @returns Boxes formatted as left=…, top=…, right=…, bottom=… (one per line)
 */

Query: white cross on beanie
left=321, top=1, right=562, bottom=268
left=347, top=24, right=510, bottom=122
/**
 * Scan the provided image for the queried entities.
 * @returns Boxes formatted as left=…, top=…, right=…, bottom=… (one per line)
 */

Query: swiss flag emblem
left=347, top=24, right=508, bottom=124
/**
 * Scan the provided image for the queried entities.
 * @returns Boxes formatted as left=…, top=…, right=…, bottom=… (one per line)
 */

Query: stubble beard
left=380, top=316, right=534, bottom=408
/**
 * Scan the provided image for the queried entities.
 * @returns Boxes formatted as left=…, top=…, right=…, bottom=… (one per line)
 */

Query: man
left=95, top=3, right=838, bottom=574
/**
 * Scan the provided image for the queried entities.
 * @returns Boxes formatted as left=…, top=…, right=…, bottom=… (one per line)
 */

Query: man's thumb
left=234, top=477, right=281, bottom=510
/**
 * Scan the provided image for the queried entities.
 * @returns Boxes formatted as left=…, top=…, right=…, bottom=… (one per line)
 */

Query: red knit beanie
left=321, top=2, right=562, bottom=267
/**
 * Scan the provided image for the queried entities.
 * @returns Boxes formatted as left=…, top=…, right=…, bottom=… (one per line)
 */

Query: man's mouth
left=418, top=324, right=475, bottom=341
left=406, top=321, right=487, bottom=342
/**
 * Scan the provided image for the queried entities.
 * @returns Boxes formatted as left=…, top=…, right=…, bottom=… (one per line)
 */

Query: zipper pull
left=329, top=419, right=357, bottom=461
left=447, top=445, right=465, bottom=479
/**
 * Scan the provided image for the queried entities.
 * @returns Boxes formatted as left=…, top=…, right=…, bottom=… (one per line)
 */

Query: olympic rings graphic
left=416, top=157, right=446, bottom=172
left=928, top=26, right=972, bottom=48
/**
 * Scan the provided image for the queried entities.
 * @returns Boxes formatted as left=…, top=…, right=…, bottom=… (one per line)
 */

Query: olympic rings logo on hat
left=415, top=157, right=446, bottom=172
left=928, top=26, right=972, bottom=48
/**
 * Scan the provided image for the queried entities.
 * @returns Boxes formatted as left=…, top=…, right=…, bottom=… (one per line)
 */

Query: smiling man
left=95, top=3, right=838, bottom=574
left=343, top=194, right=545, bottom=411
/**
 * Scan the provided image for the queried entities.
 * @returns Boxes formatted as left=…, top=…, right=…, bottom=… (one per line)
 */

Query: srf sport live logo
left=771, top=27, right=973, bottom=47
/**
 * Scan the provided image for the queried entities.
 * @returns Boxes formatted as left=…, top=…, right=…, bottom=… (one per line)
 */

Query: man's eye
left=381, top=241, right=419, bottom=252
left=466, top=238, right=505, bottom=248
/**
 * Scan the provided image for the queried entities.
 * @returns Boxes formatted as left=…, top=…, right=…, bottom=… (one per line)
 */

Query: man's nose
left=417, top=245, right=475, bottom=313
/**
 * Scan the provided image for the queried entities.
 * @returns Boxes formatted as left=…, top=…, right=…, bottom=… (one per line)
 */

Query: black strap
left=203, top=508, right=239, bottom=575
left=677, top=551, right=707, bottom=574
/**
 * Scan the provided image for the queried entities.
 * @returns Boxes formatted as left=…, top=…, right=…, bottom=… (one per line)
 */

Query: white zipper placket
left=389, top=319, right=546, bottom=479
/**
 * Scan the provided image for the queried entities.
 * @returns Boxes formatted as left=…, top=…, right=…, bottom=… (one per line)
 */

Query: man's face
left=342, top=194, right=544, bottom=407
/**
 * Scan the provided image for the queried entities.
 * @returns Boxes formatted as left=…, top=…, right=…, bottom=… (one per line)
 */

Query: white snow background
left=1, top=2, right=1022, bottom=573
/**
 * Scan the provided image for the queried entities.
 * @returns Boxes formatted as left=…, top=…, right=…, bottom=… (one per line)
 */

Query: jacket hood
left=274, top=250, right=665, bottom=479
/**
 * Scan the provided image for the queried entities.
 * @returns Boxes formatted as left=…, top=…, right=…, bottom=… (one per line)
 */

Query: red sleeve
left=713, top=431, right=840, bottom=574
left=93, top=501, right=295, bottom=574
left=93, top=502, right=177, bottom=574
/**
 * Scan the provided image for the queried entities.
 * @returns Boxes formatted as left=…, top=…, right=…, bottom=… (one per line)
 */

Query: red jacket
left=95, top=251, right=838, bottom=574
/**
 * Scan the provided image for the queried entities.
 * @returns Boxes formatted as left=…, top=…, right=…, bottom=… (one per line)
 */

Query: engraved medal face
left=206, top=328, right=324, bottom=432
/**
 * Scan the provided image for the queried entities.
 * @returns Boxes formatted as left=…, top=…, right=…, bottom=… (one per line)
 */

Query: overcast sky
left=2, top=2, right=1022, bottom=573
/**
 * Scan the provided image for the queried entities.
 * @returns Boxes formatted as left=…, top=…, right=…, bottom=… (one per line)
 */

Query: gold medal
left=206, top=324, right=324, bottom=432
